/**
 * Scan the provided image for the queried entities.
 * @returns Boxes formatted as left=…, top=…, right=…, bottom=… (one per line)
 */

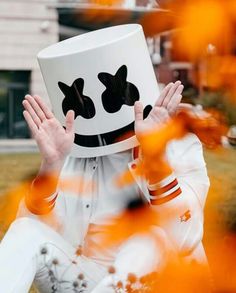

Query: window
left=0, top=71, right=31, bottom=138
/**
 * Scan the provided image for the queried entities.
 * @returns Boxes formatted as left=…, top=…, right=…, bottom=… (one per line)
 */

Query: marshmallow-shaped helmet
left=37, top=24, right=159, bottom=158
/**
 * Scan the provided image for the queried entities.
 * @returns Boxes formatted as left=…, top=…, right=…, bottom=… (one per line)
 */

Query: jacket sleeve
left=130, top=133, right=210, bottom=256
left=150, top=133, right=210, bottom=208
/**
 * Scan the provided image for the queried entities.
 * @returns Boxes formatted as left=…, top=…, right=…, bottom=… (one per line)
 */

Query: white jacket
left=18, top=133, right=210, bottom=265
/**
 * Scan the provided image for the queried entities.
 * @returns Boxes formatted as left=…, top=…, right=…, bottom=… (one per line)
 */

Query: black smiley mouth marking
left=59, top=78, right=96, bottom=119
left=74, top=120, right=135, bottom=147
left=73, top=105, right=152, bottom=148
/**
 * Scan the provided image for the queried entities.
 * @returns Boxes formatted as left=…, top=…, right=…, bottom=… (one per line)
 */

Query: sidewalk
left=0, top=139, right=39, bottom=153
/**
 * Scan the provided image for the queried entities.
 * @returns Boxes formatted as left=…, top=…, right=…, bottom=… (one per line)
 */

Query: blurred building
left=0, top=0, right=58, bottom=139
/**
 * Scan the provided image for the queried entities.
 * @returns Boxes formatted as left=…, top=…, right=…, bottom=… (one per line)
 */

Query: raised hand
left=22, top=95, right=75, bottom=168
left=134, top=81, right=184, bottom=141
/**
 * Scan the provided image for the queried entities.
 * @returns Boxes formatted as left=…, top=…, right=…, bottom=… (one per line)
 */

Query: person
left=0, top=81, right=210, bottom=293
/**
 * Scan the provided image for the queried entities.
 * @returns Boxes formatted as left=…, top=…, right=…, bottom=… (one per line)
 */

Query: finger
left=162, top=81, right=182, bottom=108
left=65, top=110, right=75, bottom=134
left=155, top=82, right=174, bottom=107
left=22, top=99, right=41, bottom=128
left=23, top=110, right=38, bottom=136
left=134, top=101, right=144, bottom=123
left=166, top=84, right=184, bottom=114
left=33, top=95, right=54, bottom=119
left=25, top=95, right=46, bottom=122
left=166, top=84, right=184, bottom=108
left=167, top=93, right=183, bottom=116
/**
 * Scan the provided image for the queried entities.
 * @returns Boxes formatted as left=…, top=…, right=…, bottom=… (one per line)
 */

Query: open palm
left=23, top=95, right=74, bottom=164
left=134, top=81, right=184, bottom=141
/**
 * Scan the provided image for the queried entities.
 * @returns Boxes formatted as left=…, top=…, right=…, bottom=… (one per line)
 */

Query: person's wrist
left=39, top=156, right=66, bottom=175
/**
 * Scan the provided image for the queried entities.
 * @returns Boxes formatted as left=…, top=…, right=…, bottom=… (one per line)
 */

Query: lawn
left=0, top=148, right=235, bottom=291
left=0, top=153, right=41, bottom=238
left=204, top=148, right=236, bottom=237
left=0, top=153, right=41, bottom=195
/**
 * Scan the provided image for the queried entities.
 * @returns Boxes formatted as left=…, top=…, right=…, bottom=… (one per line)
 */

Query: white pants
left=0, top=217, right=171, bottom=293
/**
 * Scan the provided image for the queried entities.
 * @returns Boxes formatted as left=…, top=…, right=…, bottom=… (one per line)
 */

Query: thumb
left=134, top=101, right=143, bottom=124
left=65, top=110, right=75, bottom=134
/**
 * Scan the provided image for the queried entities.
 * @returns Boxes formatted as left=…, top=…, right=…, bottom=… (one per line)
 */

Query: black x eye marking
left=98, top=65, right=140, bottom=113
left=58, top=78, right=96, bottom=119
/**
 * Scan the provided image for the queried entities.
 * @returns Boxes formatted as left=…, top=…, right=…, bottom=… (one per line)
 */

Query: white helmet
left=38, top=24, right=159, bottom=158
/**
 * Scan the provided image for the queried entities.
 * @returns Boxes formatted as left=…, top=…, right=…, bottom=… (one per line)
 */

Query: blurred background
left=1, top=0, right=236, bottom=142
left=0, top=0, right=236, bottom=292
left=1, top=0, right=236, bottom=144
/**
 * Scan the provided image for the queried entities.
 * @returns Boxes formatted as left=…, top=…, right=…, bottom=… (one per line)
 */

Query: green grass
left=0, top=153, right=41, bottom=196
left=205, top=148, right=236, bottom=198
left=204, top=148, right=236, bottom=233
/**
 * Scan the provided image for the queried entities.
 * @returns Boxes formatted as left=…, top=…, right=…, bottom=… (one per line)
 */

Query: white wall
left=0, top=0, right=59, bottom=105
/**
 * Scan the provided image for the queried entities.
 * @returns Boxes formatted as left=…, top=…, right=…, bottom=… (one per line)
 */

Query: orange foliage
left=174, top=1, right=231, bottom=60
left=207, top=234, right=236, bottom=291
left=148, top=260, right=211, bottom=292
left=140, top=10, right=177, bottom=36
left=89, top=0, right=123, bottom=6
left=81, top=0, right=130, bottom=24
left=201, top=55, right=236, bottom=97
